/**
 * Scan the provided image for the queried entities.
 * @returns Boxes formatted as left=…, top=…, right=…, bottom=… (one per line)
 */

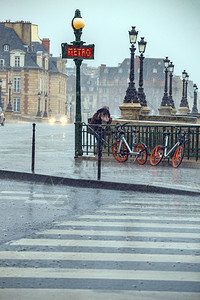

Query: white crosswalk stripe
left=0, top=189, right=68, bottom=205
left=0, top=191, right=200, bottom=299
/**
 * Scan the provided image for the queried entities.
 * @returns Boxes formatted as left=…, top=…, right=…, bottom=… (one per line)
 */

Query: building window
left=4, top=44, right=9, bottom=51
left=13, top=77, right=21, bottom=93
left=40, top=78, right=42, bottom=93
left=153, top=68, right=157, bottom=73
left=0, top=59, right=4, bottom=70
left=15, top=56, right=20, bottom=67
left=13, top=97, right=21, bottom=112
left=89, top=86, right=94, bottom=92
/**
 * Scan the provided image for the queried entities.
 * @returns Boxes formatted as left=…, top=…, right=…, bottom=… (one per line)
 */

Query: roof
left=0, top=24, right=65, bottom=73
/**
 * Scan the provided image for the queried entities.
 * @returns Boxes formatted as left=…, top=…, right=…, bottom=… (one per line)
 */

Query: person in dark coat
left=89, top=106, right=112, bottom=150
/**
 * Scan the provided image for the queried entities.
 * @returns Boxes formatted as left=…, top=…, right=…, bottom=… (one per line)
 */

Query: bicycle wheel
left=150, top=145, right=164, bottom=166
left=112, top=141, right=128, bottom=162
left=172, top=146, right=184, bottom=168
left=135, top=143, right=147, bottom=165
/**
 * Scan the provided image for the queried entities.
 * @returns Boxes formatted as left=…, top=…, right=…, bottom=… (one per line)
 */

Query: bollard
left=31, top=123, right=36, bottom=173
left=97, top=127, right=102, bottom=180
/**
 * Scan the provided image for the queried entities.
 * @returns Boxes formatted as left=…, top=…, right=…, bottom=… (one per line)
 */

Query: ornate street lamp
left=180, top=70, right=188, bottom=107
left=69, top=101, right=72, bottom=122
left=71, top=9, right=85, bottom=156
left=43, top=92, right=48, bottom=117
left=124, top=26, right=139, bottom=103
left=161, top=57, right=170, bottom=106
left=137, top=37, right=147, bottom=106
left=0, top=79, right=2, bottom=108
left=185, top=73, right=189, bottom=108
left=62, top=9, right=94, bottom=156
left=36, top=92, right=42, bottom=117
left=192, top=84, right=198, bottom=113
left=168, top=62, right=175, bottom=109
left=6, top=81, right=13, bottom=110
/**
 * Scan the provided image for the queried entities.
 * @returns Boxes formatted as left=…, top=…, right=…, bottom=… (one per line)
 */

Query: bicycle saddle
left=163, top=131, right=171, bottom=136
left=119, top=130, right=125, bottom=135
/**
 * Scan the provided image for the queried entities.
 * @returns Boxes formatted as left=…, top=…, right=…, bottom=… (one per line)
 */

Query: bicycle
left=150, top=127, right=190, bottom=168
left=112, top=122, right=148, bottom=164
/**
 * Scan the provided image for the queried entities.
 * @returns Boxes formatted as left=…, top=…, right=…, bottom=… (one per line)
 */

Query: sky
left=1, top=0, right=200, bottom=88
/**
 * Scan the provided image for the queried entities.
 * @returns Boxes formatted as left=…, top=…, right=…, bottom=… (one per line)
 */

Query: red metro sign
left=61, top=43, right=94, bottom=60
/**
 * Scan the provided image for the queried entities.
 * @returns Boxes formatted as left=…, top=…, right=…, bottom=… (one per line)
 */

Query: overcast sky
left=1, top=0, right=200, bottom=88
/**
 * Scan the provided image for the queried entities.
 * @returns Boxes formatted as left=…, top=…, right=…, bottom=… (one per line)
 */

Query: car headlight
left=49, top=117, right=56, bottom=123
left=60, top=117, right=67, bottom=124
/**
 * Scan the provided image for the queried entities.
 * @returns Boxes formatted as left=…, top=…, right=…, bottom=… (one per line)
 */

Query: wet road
left=0, top=122, right=200, bottom=192
left=0, top=122, right=200, bottom=298
left=0, top=179, right=200, bottom=299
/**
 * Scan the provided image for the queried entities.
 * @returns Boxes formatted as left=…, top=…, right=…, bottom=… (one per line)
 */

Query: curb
left=0, top=169, right=200, bottom=196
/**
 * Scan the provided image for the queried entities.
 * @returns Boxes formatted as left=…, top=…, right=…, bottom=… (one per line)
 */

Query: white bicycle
left=112, top=122, right=148, bottom=164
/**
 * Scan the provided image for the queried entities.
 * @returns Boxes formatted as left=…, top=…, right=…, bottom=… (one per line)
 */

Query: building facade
left=66, top=58, right=197, bottom=121
left=0, top=21, right=67, bottom=120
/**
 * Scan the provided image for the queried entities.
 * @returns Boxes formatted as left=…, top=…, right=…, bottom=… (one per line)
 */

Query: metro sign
left=61, top=43, right=95, bottom=60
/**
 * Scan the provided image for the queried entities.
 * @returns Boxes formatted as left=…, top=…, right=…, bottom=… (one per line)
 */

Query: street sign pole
left=74, top=58, right=83, bottom=157
left=61, top=9, right=95, bottom=157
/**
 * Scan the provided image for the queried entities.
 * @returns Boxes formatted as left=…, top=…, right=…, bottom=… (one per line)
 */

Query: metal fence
left=81, top=123, right=200, bottom=161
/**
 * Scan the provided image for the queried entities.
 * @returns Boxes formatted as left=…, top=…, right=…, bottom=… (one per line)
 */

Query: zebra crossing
left=0, top=191, right=200, bottom=299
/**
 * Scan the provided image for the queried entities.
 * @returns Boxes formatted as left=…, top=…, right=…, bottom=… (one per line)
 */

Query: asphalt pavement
left=0, top=121, right=200, bottom=195
left=0, top=121, right=200, bottom=299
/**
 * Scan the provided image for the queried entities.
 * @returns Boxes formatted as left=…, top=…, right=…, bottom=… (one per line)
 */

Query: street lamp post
left=43, top=93, right=48, bottom=118
left=180, top=70, right=187, bottom=107
left=61, top=10, right=94, bottom=156
left=36, top=92, right=42, bottom=117
left=0, top=79, right=2, bottom=108
left=161, top=57, right=170, bottom=106
left=124, top=26, right=139, bottom=103
left=168, top=62, right=176, bottom=112
left=137, top=37, right=147, bottom=106
left=192, top=84, right=198, bottom=114
left=6, top=81, right=12, bottom=110
left=71, top=10, right=85, bottom=156
left=179, top=70, right=189, bottom=114
left=185, top=73, right=189, bottom=108
left=69, top=101, right=72, bottom=122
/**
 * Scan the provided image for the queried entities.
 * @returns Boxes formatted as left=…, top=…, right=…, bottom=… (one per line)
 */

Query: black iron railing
left=82, top=122, right=200, bottom=161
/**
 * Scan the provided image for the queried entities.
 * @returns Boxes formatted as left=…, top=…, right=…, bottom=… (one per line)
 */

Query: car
left=49, top=114, right=69, bottom=125
left=0, top=108, right=5, bottom=126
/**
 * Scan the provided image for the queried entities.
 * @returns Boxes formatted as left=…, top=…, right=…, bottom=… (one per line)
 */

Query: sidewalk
left=1, top=121, right=200, bottom=195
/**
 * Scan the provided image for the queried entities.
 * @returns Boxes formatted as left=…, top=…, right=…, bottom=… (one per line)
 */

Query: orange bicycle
left=112, top=122, right=148, bottom=164
left=150, top=128, right=190, bottom=168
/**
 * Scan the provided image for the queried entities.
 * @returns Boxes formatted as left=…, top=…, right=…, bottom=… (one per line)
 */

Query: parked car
left=49, top=114, right=69, bottom=125
left=0, top=108, right=5, bottom=126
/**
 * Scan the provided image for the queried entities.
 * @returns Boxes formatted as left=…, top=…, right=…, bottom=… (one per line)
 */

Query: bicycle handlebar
left=115, top=122, right=130, bottom=129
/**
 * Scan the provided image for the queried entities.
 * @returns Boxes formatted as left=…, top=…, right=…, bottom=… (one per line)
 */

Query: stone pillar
left=119, top=102, right=142, bottom=120
left=178, top=107, right=189, bottom=115
left=140, top=106, right=150, bottom=116
left=171, top=108, right=177, bottom=115
left=158, top=106, right=172, bottom=116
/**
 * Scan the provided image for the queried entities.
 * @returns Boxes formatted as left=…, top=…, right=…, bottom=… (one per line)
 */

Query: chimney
left=42, top=38, right=50, bottom=53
